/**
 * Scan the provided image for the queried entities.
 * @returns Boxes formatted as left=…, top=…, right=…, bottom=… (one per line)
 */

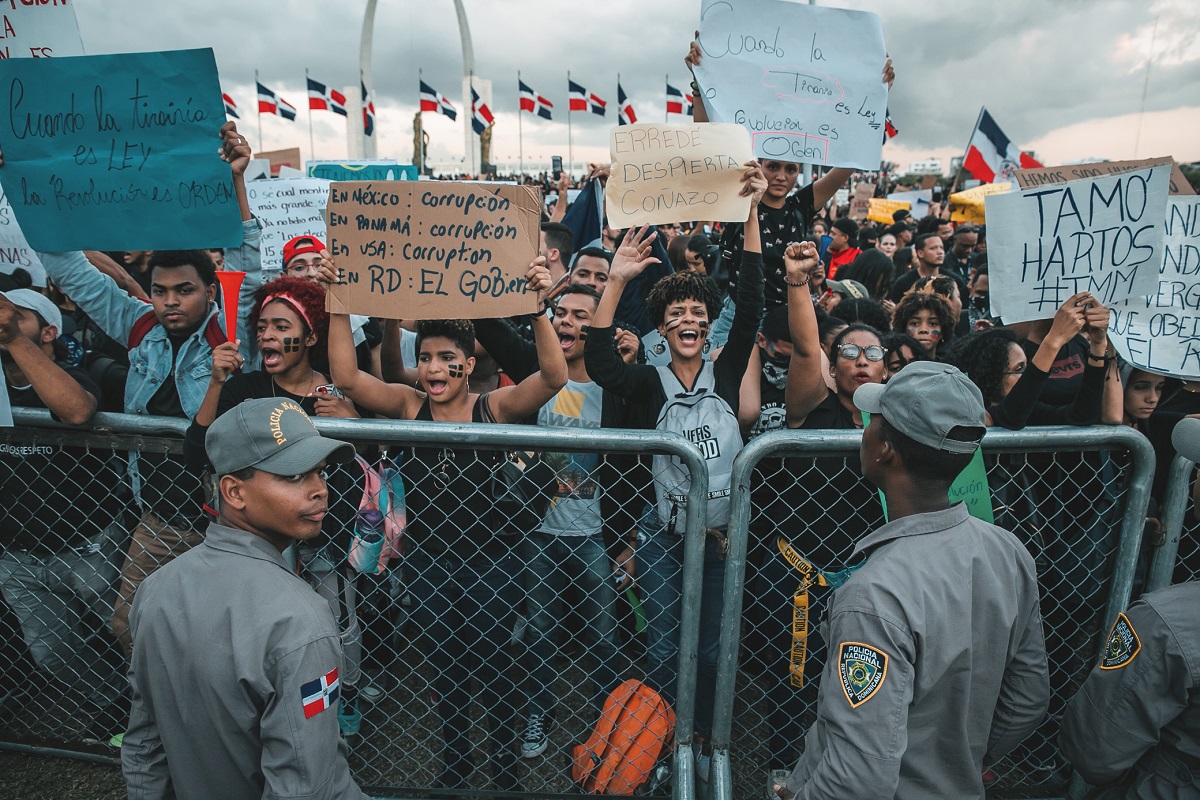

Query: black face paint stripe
left=448, top=364, right=464, bottom=378
left=282, top=337, right=302, bottom=353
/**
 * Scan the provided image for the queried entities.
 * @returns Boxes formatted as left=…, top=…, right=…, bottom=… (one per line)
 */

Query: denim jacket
left=38, top=218, right=264, bottom=418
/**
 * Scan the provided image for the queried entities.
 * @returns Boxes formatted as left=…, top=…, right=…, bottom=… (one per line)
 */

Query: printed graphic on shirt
left=839, top=642, right=888, bottom=708
left=301, top=667, right=341, bottom=718
left=1099, top=613, right=1141, bottom=670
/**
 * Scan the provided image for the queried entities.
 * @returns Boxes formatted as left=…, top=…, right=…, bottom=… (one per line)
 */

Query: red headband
left=260, top=293, right=314, bottom=332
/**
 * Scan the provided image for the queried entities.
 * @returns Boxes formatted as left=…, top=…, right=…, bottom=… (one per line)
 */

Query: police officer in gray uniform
left=777, top=362, right=1050, bottom=799
left=121, top=397, right=369, bottom=800
left=1059, top=417, right=1200, bottom=799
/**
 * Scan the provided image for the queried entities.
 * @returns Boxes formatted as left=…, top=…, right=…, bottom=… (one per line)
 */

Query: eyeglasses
left=837, top=344, right=885, bottom=362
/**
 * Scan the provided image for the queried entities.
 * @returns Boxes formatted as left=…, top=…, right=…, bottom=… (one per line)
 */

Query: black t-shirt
left=748, top=350, right=788, bottom=440
left=138, top=334, right=203, bottom=524
left=723, top=185, right=816, bottom=309
left=145, top=335, right=187, bottom=418
left=1020, top=335, right=1089, bottom=406
left=2, top=365, right=126, bottom=550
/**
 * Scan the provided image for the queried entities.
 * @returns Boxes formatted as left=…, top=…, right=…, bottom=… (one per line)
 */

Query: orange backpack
left=571, top=679, right=675, bottom=795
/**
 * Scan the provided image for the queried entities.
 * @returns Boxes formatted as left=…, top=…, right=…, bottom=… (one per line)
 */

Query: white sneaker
left=520, top=711, right=553, bottom=758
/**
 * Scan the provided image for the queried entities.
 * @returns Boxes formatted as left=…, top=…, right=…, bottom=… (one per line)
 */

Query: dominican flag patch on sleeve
left=301, top=667, right=340, bottom=718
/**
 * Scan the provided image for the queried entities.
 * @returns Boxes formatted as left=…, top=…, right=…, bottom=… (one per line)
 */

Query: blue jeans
left=708, top=295, right=737, bottom=351
left=519, top=532, right=623, bottom=716
left=635, top=505, right=726, bottom=735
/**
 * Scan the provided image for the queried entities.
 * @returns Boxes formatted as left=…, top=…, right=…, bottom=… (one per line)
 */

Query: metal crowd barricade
left=1145, top=452, right=1197, bottom=591
left=709, top=425, right=1155, bottom=800
left=0, top=409, right=709, bottom=800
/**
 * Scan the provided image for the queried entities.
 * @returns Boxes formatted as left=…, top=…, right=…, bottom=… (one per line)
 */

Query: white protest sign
left=0, top=2, right=84, bottom=59
left=693, top=0, right=887, bottom=170
left=0, top=188, right=45, bottom=287
left=986, top=165, right=1170, bottom=324
left=1108, top=195, right=1200, bottom=379
left=886, top=189, right=932, bottom=220
left=605, top=122, right=752, bottom=227
left=244, top=178, right=331, bottom=271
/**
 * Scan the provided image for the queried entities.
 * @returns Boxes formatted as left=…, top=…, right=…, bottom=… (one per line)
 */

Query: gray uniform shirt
left=1061, top=581, right=1200, bottom=798
left=784, top=503, right=1050, bottom=799
left=122, top=522, right=368, bottom=800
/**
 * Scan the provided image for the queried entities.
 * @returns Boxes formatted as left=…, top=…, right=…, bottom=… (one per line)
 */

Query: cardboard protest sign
left=0, top=188, right=45, bottom=287
left=308, top=161, right=418, bottom=182
left=867, top=198, right=909, bottom=225
left=986, top=165, right=1171, bottom=324
left=949, top=182, right=1010, bottom=225
left=0, top=48, right=241, bottom=252
left=0, top=1, right=84, bottom=59
left=1012, top=156, right=1195, bottom=197
left=1107, top=195, right=1200, bottom=379
left=692, top=0, right=888, bottom=169
left=257, top=147, right=303, bottom=177
left=325, top=182, right=541, bottom=320
left=245, top=178, right=331, bottom=270
left=605, top=123, right=752, bottom=228
left=849, top=183, right=874, bottom=221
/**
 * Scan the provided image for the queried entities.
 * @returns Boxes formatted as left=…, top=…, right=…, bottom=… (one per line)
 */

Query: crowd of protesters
left=1, top=50, right=1199, bottom=800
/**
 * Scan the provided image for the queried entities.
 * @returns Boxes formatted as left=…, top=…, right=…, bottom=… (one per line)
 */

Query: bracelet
left=1087, top=352, right=1113, bottom=364
left=690, top=80, right=699, bottom=95
left=785, top=276, right=811, bottom=287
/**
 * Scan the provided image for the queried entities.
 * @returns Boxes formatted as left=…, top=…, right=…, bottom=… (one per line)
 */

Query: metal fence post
left=1145, top=453, right=1195, bottom=592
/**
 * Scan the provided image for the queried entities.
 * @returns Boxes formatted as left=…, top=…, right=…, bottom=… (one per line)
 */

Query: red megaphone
left=215, top=270, right=247, bottom=340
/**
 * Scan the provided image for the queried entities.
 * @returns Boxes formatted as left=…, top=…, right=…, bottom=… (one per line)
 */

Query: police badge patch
left=839, top=642, right=888, bottom=708
left=1099, top=613, right=1141, bottom=670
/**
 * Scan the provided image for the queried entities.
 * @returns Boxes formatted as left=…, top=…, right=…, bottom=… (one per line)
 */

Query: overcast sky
left=73, top=0, right=1200, bottom=175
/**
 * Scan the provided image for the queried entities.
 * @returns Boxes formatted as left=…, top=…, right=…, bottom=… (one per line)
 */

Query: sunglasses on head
left=837, top=344, right=885, bottom=362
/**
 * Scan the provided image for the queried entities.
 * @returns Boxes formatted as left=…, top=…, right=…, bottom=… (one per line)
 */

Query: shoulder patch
left=838, top=642, right=888, bottom=708
left=1100, top=613, right=1141, bottom=670
left=300, top=667, right=340, bottom=718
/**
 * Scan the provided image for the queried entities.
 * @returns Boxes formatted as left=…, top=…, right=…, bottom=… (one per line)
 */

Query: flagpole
left=419, top=68, right=426, bottom=174
left=567, top=71, right=573, bottom=176
left=305, top=68, right=315, bottom=161
left=665, top=74, right=669, bottom=122
left=255, top=69, right=263, bottom=152
left=617, top=73, right=620, bottom=126
left=517, top=70, right=524, bottom=177
left=951, top=106, right=986, bottom=195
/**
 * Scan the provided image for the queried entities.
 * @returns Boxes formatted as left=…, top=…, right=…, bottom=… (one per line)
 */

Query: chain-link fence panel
left=708, top=426, right=1155, bottom=800
left=0, top=410, right=711, bottom=800
left=1146, top=453, right=1199, bottom=591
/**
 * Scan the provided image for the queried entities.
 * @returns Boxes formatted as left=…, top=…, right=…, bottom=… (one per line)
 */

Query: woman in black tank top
left=320, top=256, right=566, bottom=792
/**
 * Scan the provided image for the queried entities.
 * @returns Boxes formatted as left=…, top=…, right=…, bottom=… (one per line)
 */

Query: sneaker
left=767, top=768, right=790, bottom=799
left=359, top=678, right=384, bottom=705
left=693, top=739, right=712, bottom=798
left=338, top=695, right=362, bottom=737
left=520, top=711, right=553, bottom=758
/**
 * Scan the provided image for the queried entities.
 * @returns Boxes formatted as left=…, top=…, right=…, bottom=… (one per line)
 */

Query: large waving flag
left=257, top=82, right=297, bottom=121
left=361, top=80, right=375, bottom=137
left=963, top=108, right=1041, bottom=183
left=666, top=82, right=692, bottom=116
left=518, top=79, right=553, bottom=120
left=618, top=84, right=636, bottom=126
left=419, top=80, right=457, bottom=120
left=471, top=87, right=495, bottom=135
left=568, top=79, right=606, bottom=116
left=307, top=77, right=348, bottom=117
left=222, top=92, right=240, bottom=119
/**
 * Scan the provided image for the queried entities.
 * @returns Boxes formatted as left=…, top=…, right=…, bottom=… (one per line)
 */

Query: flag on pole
left=962, top=108, right=1041, bottom=183
left=618, top=84, right=636, bottom=126
left=361, top=80, right=375, bottom=137
left=419, top=80, right=458, bottom=120
left=306, top=77, right=348, bottom=117
left=884, top=115, right=898, bottom=139
left=666, top=82, right=692, bottom=116
left=518, top=79, right=553, bottom=120
left=257, top=82, right=297, bottom=121
left=568, top=79, right=606, bottom=116
left=222, top=93, right=240, bottom=119
left=471, top=87, right=494, bottom=135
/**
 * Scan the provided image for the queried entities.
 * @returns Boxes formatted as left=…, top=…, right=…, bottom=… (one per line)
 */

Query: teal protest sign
left=0, top=48, right=242, bottom=251
left=863, top=412, right=995, bottom=524
left=308, top=161, right=418, bottom=182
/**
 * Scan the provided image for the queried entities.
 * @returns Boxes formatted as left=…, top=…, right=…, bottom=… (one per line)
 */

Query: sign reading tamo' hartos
left=324, top=182, right=541, bottom=320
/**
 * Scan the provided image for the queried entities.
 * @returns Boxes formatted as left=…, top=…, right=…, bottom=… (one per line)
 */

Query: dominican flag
left=884, top=115, right=898, bottom=139
left=419, top=80, right=457, bottom=120
left=518, top=79, right=553, bottom=120
left=618, top=84, right=636, bottom=126
left=222, top=93, right=239, bottom=119
left=568, top=79, right=606, bottom=116
left=257, top=82, right=297, bottom=121
left=307, top=77, right=347, bottom=117
left=300, top=667, right=340, bottom=719
left=361, top=80, right=375, bottom=137
left=963, top=107, right=1042, bottom=183
left=471, top=87, right=494, bottom=135
left=666, top=83, right=692, bottom=116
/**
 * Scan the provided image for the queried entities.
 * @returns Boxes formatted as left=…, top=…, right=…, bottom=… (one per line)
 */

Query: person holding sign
left=584, top=163, right=767, bottom=782
left=319, top=254, right=566, bottom=793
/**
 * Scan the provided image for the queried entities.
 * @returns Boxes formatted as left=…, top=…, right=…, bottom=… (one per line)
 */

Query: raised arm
left=487, top=259, right=569, bottom=421
left=585, top=226, right=661, bottom=397
left=783, top=241, right=827, bottom=427
left=84, top=250, right=149, bottom=302
left=0, top=294, right=96, bottom=426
